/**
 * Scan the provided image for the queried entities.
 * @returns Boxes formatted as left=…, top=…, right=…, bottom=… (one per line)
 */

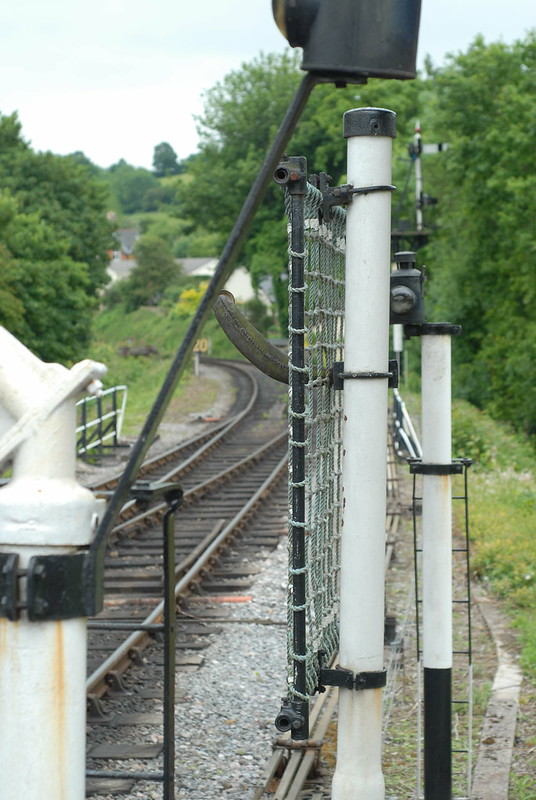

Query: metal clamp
left=332, top=360, right=398, bottom=390
left=309, top=172, right=396, bottom=222
left=319, top=666, right=387, bottom=691
left=408, top=459, right=471, bottom=476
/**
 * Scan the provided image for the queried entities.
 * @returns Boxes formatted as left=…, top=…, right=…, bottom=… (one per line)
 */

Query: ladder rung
left=452, top=700, right=469, bottom=705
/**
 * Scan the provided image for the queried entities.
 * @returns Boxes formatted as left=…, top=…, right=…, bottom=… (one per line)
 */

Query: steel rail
left=109, top=429, right=286, bottom=536
left=86, top=450, right=288, bottom=695
left=88, top=361, right=258, bottom=496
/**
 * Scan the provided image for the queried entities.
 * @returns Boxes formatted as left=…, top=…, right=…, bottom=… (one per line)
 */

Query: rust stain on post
left=54, top=621, right=67, bottom=799
left=0, top=619, right=7, bottom=658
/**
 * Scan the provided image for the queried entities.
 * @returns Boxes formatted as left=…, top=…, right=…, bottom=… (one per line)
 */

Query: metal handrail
left=392, top=388, right=422, bottom=460
left=76, top=385, right=128, bottom=456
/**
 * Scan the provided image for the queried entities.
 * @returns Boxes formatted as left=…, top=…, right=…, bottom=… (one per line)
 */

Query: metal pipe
left=162, top=495, right=181, bottom=800
left=285, top=158, right=309, bottom=739
left=331, top=108, right=396, bottom=800
left=414, top=121, right=423, bottom=232
left=421, top=332, right=453, bottom=800
left=87, top=72, right=319, bottom=615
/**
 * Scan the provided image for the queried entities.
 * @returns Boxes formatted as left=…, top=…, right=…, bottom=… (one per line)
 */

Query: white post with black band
left=331, top=107, right=396, bottom=800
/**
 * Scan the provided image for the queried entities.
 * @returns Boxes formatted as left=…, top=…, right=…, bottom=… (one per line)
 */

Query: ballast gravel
left=174, top=541, right=288, bottom=799
left=88, top=538, right=289, bottom=800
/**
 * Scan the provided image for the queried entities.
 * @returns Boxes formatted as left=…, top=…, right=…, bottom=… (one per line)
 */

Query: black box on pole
left=273, top=0, right=422, bottom=81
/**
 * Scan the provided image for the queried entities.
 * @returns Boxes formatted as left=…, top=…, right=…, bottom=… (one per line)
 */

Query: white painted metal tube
left=421, top=334, right=452, bottom=667
left=331, top=108, right=396, bottom=800
left=0, top=327, right=105, bottom=800
left=421, top=331, right=454, bottom=798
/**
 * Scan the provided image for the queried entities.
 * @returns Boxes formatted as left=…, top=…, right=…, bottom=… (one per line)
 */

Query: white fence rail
left=76, top=385, right=128, bottom=457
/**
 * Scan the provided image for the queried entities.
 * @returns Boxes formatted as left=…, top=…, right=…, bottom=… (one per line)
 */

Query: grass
left=400, top=388, right=535, bottom=679
left=449, top=402, right=536, bottom=680
left=88, top=304, right=242, bottom=434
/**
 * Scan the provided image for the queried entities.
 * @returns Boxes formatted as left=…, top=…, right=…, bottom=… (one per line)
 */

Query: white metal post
left=414, top=121, right=423, bottom=232
left=0, top=327, right=105, bottom=800
left=421, top=330, right=453, bottom=799
left=331, top=107, right=396, bottom=800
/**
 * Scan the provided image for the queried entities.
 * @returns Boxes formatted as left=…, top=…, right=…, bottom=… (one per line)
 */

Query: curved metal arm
left=214, top=292, right=288, bottom=384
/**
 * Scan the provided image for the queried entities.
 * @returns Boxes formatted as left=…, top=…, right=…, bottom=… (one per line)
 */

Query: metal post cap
left=343, top=108, right=397, bottom=139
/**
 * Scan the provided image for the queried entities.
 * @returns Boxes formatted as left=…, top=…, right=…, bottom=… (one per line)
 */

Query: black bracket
left=131, top=480, right=184, bottom=511
left=319, top=665, right=387, bottom=692
left=408, top=458, right=472, bottom=475
left=310, top=172, right=396, bottom=222
left=404, top=322, right=463, bottom=339
left=1, top=481, right=184, bottom=622
left=27, top=552, right=89, bottom=621
left=332, top=360, right=398, bottom=390
left=0, top=552, right=20, bottom=621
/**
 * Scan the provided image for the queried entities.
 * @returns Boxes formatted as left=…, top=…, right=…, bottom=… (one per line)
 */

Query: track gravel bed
left=87, top=538, right=289, bottom=800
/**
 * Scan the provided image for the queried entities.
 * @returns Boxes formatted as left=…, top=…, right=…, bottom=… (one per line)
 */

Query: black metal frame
left=86, top=481, right=182, bottom=799
left=272, top=157, right=310, bottom=741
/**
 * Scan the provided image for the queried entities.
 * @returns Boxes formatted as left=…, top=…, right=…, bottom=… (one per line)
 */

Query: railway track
left=79, top=358, right=407, bottom=799
left=84, top=359, right=289, bottom=796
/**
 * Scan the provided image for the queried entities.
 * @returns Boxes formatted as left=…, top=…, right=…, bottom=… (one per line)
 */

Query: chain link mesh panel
left=285, top=181, right=346, bottom=703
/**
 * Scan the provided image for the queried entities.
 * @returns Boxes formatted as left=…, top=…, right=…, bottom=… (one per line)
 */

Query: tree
left=177, top=51, right=423, bottom=331
left=0, top=189, right=94, bottom=362
left=423, top=33, right=536, bottom=434
left=0, top=115, right=113, bottom=293
left=152, top=142, right=180, bottom=177
left=117, top=234, right=183, bottom=311
left=107, top=160, right=160, bottom=214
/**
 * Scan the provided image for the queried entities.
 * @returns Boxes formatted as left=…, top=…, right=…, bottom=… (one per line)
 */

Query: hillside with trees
left=0, top=33, right=534, bottom=436
left=0, top=112, right=113, bottom=362
left=174, top=36, right=535, bottom=436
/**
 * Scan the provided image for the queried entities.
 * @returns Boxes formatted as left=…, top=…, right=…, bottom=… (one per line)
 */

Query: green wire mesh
left=286, top=182, right=346, bottom=700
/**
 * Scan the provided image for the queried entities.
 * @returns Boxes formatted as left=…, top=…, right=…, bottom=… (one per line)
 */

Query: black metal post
left=277, top=157, right=309, bottom=740
left=162, top=490, right=182, bottom=800
left=112, top=388, right=119, bottom=447
left=86, top=481, right=182, bottom=793
left=86, top=72, right=319, bottom=616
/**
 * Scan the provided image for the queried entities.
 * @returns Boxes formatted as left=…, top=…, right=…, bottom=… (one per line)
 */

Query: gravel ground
left=173, top=543, right=288, bottom=799
left=88, top=539, right=289, bottom=800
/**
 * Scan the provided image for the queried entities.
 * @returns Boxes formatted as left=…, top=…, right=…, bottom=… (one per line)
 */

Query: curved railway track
left=84, top=359, right=289, bottom=796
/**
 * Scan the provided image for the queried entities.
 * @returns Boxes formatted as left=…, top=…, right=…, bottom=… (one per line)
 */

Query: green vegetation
left=0, top=112, right=113, bottom=362
left=450, top=401, right=536, bottom=678
left=423, top=34, right=536, bottom=437
left=89, top=301, right=241, bottom=435
left=175, top=36, right=536, bottom=438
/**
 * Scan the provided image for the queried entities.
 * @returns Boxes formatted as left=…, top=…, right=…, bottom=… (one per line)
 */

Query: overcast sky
left=0, top=1, right=533, bottom=170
